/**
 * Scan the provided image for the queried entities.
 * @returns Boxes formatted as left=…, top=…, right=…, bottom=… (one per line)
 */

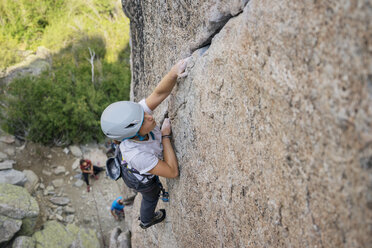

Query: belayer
left=111, top=196, right=125, bottom=221
left=100, top=57, right=190, bottom=229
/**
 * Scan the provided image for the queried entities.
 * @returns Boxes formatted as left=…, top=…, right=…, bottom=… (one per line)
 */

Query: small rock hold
left=83, top=217, right=91, bottom=224
left=360, top=157, right=372, bottom=170
left=367, top=192, right=372, bottom=210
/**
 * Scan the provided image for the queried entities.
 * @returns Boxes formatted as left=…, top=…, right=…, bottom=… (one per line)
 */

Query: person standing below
left=100, top=57, right=189, bottom=229
left=80, top=159, right=104, bottom=192
left=111, top=196, right=125, bottom=221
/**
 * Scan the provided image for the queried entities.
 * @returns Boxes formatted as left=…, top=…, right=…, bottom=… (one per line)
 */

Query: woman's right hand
left=161, top=118, right=171, bottom=135
left=171, top=57, right=191, bottom=78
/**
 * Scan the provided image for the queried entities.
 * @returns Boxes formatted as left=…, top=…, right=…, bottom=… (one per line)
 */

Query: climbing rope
left=91, top=185, right=107, bottom=247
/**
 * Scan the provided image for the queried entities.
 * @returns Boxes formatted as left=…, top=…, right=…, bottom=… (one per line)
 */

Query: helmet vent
left=125, top=123, right=136, bottom=128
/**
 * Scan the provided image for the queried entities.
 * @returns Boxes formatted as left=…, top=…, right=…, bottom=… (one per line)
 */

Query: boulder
left=72, top=159, right=80, bottom=171
left=43, top=185, right=54, bottom=196
left=41, top=170, right=52, bottom=177
left=4, top=148, right=15, bottom=156
left=69, top=145, right=82, bottom=157
left=32, top=221, right=100, bottom=248
left=0, top=184, right=39, bottom=236
left=65, top=215, right=74, bottom=223
left=0, top=160, right=15, bottom=170
left=53, top=166, right=66, bottom=175
left=12, top=236, right=35, bottom=248
left=49, top=197, right=70, bottom=206
left=0, top=169, right=27, bottom=186
left=0, top=135, right=15, bottom=144
left=64, top=206, right=75, bottom=214
left=51, top=179, right=64, bottom=188
left=0, top=215, right=22, bottom=244
left=109, top=227, right=131, bottom=248
left=55, top=214, right=63, bottom=222
left=117, top=231, right=131, bottom=248
left=0, top=152, right=8, bottom=161
left=23, top=170, right=39, bottom=194
left=109, top=227, right=121, bottom=248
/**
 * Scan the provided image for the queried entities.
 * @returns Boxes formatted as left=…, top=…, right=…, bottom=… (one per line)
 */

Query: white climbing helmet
left=100, top=101, right=144, bottom=140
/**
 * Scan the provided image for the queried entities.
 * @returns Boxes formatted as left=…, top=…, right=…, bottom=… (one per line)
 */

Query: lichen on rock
left=0, top=184, right=39, bottom=236
left=32, top=221, right=100, bottom=248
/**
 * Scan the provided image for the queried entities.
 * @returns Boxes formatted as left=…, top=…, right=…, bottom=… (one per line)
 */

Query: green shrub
left=2, top=36, right=131, bottom=145
left=0, top=0, right=129, bottom=68
left=0, top=0, right=131, bottom=145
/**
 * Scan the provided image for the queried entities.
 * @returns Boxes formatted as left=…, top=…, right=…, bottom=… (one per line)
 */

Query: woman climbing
left=100, top=57, right=189, bottom=229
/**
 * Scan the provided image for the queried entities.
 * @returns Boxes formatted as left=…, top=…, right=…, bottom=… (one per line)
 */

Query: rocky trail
left=0, top=131, right=136, bottom=247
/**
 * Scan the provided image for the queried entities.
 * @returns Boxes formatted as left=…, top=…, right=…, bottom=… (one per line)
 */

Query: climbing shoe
left=139, top=209, right=166, bottom=229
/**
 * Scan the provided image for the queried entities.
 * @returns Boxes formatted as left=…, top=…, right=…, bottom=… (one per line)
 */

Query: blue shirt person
left=111, top=196, right=125, bottom=221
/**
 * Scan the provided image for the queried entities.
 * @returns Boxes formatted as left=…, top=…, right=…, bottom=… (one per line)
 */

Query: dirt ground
left=2, top=139, right=136, bottom=247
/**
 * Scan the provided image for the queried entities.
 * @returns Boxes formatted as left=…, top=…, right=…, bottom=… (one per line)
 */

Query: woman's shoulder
left=119, top=140, right=144, bottom=160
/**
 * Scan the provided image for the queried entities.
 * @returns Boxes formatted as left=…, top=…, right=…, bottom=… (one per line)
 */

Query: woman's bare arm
left=148, top=118, right=178, bottom=178
left=145, top=58, right=189, bottom=111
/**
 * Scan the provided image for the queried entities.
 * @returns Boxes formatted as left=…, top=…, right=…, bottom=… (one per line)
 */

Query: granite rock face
left=123, top=0, right=372, bottom=247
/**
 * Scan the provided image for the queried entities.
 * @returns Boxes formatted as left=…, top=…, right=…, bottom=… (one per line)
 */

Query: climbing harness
left=105, top=145, right=169, bottom=201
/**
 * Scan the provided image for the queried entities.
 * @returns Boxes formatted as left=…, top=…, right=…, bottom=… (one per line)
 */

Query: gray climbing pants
left=140, top=184, right=161, bottom=223
left=120, top=165, right=161, bottom=223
